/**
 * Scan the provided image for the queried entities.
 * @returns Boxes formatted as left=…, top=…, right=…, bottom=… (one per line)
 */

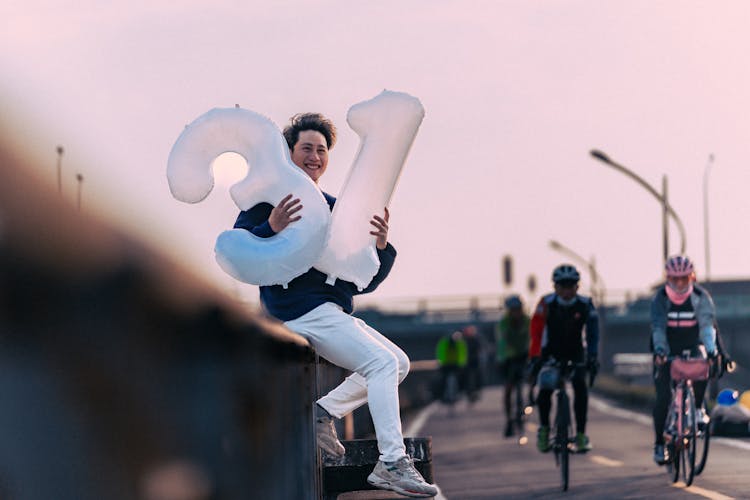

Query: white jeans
left=284, top=302, right=410, bottom=462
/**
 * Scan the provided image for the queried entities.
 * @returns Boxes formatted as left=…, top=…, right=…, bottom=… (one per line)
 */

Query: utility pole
left=56, top=145, right=64, bottom=194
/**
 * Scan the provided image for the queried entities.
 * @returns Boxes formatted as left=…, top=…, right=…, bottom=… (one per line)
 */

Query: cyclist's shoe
left=316, top=416, right=345, bottom=457
left=504, top=421, right=514, bottom=437
left=537, top=426, right=551, bottom=453
left=574, top=432, right=592, bottom=453
left=653, top=444, right=669, bottom=466
left=367, top=456, right=438, bottom=498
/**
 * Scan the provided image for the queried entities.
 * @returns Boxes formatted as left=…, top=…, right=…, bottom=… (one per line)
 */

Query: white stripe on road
left=404, top=401, right=439, bottom=438
left=589, top=454, right=624, bottom=467
left=591, top=395, right=747, bottom=499
left=674, top=483, right=735, bottom=500
left=712, top=437, right=750, bottom=451
left=591, top=396, right=750, bottom=453
left=589, top=397, right=652, bottom=426
left=404, top=401, right=448, bottom=500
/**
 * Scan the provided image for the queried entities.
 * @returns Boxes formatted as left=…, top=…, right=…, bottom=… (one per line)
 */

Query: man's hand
left=268, top=194, right=302, bottom=233
left=370, top=207, right=390, bottom=250
left=587, top=354, right=599, bottom=386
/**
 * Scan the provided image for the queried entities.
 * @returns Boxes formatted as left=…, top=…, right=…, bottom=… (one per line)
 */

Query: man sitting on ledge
left=233, top=112, right=437, bottom=498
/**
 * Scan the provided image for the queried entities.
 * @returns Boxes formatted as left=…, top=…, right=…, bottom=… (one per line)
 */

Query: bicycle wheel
left=668, top=441, right=680, bottom=483
left=682, top=387, right=697, bottom=486
left=515, top=383, right=525, bottom=435
left=694, top=402, right=710, bottom=475
left=556, top=391, right=571, bottom=492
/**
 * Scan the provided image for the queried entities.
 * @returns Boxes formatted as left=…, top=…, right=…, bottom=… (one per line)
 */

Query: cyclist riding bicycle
left=435, top=330, right=468, bottom=403
left=529, top=264, right=600, bottom=453
left=496, top=295, right=530, bottom=436
left=651, top=255, right=718, bottom=466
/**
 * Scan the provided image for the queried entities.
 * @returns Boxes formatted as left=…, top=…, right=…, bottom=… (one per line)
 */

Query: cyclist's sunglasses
left=555, top=280, right=579, bottom=289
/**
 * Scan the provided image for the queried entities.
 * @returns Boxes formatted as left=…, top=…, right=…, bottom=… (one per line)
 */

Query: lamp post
left=76, top=173, right=84, bottom=211
left=548, top=239, right=606, bottom=305
left=56, top=145, right=64, bottom=194
left=590, top=149, right=686, bottom=263
left=703, top=154, right=714, bottom=282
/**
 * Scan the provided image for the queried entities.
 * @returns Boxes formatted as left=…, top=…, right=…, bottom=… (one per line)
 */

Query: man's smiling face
left=290, top=130, right=329, bottom=183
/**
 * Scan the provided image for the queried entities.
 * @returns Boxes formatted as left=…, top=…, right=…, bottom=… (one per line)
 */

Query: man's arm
left=359, top=207, right=396, bottom=294
left=359, top=243, right=397, bottom=294
left=234, top=194, right=302, bottom=237
left=234, top=203, right=275, bottom=237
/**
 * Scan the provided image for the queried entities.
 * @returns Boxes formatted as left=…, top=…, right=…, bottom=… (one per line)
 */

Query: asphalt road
left=411, top=386, right=750, bottom=499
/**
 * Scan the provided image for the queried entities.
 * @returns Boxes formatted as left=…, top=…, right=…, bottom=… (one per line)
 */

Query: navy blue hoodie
left=234, top=192, right=397, bottom=321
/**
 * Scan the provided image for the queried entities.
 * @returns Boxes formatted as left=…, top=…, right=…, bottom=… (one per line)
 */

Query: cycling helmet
left=552, top=264, right=580, bottom=284
left=665, top=255, right=694, bottom=277
left=504, top=295, right=523, bottom=309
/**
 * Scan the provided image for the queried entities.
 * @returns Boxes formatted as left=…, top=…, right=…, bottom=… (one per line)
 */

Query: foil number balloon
left=315, top=91, right=425, bottom=289
left=167, top=107, right=331, bottom=287
left=167, top=90, right=424, bottom=289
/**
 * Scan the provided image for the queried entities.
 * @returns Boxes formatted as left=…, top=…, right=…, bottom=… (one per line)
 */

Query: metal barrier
left=0, top=142, right=330, bottom=499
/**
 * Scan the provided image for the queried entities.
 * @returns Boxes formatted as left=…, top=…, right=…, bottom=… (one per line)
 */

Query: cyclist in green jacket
left=436, top=331, right=468, bottom=403
left=496, top=295, right=531, bottom=436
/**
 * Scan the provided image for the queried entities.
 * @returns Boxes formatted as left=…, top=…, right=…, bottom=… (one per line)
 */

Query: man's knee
left=397, top=354, right=410, bottom=383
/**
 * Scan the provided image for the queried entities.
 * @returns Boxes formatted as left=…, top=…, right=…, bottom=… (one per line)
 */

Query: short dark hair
left=283, top=113, right=337, bottom=150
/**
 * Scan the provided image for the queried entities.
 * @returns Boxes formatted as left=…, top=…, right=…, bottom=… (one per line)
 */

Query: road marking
left=673, top=483, right=735, bottom=500
left=404, top=401, right=439, bottom=438
left=589, top=397, right=652, bottom=425
left=403, top=402, right=448, bottom=500
left=589, top=454, right=623, bottom=467
left=713, top=437, right=750, bottom=451
left=591, top=396, right=750, bottom=452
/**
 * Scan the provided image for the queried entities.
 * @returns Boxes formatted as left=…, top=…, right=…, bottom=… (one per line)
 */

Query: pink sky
left=3, top=1, right=750, bottom=307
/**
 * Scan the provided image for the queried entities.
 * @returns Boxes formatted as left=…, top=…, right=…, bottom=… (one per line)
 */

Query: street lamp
left=56, top=145, right=64, bottom=194
left=590, top=149, right=686, bottom=262
left=703, top=154, right=714, bottom=282
left=76, top=173, right=84, bottom=211
left=549, top=239, right=606, bottom=304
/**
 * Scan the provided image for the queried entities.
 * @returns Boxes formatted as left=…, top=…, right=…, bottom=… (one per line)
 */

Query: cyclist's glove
left=586, top=354, right=599, bottom=384
left=723, top=357, right=736, bottom=375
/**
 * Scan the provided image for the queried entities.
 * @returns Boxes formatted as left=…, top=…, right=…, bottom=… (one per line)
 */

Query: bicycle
left=693, top=355, right=735, bottom=476
left=663, top=354, right=710, bottom=487
left=538, top=359, right=592, bottom=492
left=504, top=359, right=532, bottom=440
left=441, top=367, right=461, bottom=416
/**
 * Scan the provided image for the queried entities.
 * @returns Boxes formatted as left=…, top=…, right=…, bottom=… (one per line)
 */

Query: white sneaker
left=316, top=416, right=345, bottom=457
left=367, top=456, right=438, bottom=498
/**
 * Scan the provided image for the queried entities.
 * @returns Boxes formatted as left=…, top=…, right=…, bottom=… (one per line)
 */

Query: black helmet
left=504, top=295, right=523, bottom=309
left=552, top=264, right=580, bottom=284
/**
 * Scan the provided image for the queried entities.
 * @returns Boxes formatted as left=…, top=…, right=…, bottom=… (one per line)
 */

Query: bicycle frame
left=550, top=360, right=584, bottom=492
left=664, top=356, right=709, bottom=487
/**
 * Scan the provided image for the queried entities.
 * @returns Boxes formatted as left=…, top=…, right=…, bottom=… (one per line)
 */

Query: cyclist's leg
left=653, top=364, right=671, bottom=442
left=537, top=388, right=552, bottom=427
left=536, top=387, right=553, bottom=451
left=571, top=367, right=588, bottom=434
left=693, top=379, right=708, bottom=408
